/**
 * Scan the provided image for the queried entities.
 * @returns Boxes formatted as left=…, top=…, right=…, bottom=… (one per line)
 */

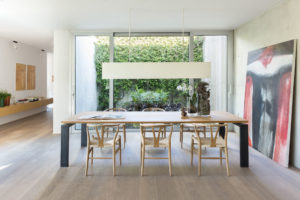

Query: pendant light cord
left=182, top=8, right=185, bottom=62
left=129, top=8, right=132, bottom=62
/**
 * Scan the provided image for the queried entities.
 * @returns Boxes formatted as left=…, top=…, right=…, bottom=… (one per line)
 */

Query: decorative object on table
left=181, top=107, right=187, bottom=117
left=177, top=81, right=210, bottom=115
left=196, top=81, right=210, bottom=115
left=244, top=40, right=296, bottom=167
left=176, top=83, right=197, bottom=114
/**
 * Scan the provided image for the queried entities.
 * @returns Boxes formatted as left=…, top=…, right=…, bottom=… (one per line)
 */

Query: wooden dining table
left=60, top=111, right=248, bottom=168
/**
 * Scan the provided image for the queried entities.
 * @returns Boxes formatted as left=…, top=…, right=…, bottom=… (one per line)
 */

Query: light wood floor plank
left=0, top=111, right=299, bottom=200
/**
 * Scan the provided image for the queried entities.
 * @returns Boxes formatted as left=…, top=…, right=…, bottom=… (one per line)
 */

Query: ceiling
left=0, top=0, right=283, bottom=51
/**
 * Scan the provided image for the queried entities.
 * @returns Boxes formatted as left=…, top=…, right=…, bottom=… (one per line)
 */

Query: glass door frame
left=71, top=31, right=234, bottom=119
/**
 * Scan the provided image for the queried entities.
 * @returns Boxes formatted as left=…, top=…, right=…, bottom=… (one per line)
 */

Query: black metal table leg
left=81, top=123, right=87, bottom=147
left=219, top=123, right=225, bottom=138
left=61, top=124, right=73, bottom=167
left=234, top=123, right=249, bottom=167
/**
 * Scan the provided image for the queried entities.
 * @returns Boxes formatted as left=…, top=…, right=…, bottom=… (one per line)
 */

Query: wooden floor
left=0, top=111, right=300, bottom=200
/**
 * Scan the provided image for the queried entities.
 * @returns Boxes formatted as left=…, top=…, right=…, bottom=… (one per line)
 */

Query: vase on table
left=187, top=94, right=197, bottom=116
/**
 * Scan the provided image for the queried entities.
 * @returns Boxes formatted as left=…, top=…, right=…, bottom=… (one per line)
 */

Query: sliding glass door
left=75, top=33, right=228, bottom=120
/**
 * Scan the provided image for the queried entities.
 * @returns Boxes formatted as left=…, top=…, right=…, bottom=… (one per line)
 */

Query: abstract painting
left=244, top=40, right=296, bottom=167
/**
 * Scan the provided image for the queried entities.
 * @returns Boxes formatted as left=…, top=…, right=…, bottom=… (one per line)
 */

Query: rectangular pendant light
left=102, top=62, right=211, bottom=79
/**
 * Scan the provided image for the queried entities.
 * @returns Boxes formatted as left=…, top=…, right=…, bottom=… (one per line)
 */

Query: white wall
left=47, top=53, right=54, bottom=98
left=0, top=37, right=47, bottom=125
left=233, top=0, right=300, bottom=168
left=53, top=30, right=73, bottom=134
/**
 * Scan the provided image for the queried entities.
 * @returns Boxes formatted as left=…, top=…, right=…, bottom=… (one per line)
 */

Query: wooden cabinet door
left=16, top=63, right=26, bottom=91
left=27, top=65, right=36, bottom=90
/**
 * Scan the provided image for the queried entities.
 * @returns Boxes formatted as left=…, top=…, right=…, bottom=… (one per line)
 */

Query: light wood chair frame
left=104, top=108, right=127, bottom=148
left=179, top=123, right=207, bottom=148
left=140, top=124, right=173, bottom=176
left=191, top=123, right=229, bottom=176
left=85, top=124, right=122, bottom=176
left=142, top=107, right=167, bottom=138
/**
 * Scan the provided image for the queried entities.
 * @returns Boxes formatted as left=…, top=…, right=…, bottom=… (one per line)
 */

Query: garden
left=94, top=36, right=204, bottom=111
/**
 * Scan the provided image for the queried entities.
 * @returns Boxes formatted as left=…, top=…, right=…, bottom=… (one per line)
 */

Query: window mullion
left=109, top=34, right=114, bottom=108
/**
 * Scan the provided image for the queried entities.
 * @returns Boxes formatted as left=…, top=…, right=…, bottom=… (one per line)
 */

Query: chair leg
left=168, top=143, right=172, bottom=176
left=225, top=147, right=230, bottom=176
left=219, top=147, right=223, bottom=166
left=113, top=146, right=116, bottom=176
left=141, top=145, right=145, bottom=176
left=180, top=125, right=183, bottom=148
left=191, top=138, right=194, bottom=166
left=140, top=143, right=142, bottom=164
left=203, top=130, right=207, bottom=150
left=119, top=138, right=122, bottom=165
left=85, top=148, right=90, bottom=176
left=91, top=147, right=94, bottom=165
left=123, top=125, right=126, bottom=148
left=198, top=144, right=202, bottom=176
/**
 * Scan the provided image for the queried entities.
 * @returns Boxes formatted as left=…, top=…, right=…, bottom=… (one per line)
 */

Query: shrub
left=94, top=36, right=204, bottom=110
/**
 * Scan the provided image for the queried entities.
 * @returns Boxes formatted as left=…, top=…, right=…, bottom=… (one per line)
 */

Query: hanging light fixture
left=102, top=8, right=211, bottom=79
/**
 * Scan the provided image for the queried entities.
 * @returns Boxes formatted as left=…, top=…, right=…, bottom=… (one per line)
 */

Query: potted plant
left=0, top=91, right=5, bottom=107
left=3, top=91, right=11, bottom=106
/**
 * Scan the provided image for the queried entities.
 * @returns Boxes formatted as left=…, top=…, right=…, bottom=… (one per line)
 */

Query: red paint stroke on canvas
left=244, top=75, right=253, bottom=147
left=273, top=72, right=291, bottom=166
left=259, top=47, right=273, bottom=68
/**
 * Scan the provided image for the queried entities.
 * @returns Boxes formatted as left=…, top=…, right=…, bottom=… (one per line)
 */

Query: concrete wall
left=234, top=0, right=300, bottom=168
left=53, top=30, right=73, bottom=134
left=75, top=36, right=98, bottom=115
left=0, top=37, right=47, bottom=125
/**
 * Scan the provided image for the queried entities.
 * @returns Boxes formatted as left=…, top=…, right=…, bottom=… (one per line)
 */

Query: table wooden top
left=61, top=111, right=247, bottom=124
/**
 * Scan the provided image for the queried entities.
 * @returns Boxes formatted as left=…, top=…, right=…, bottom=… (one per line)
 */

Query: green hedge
left=95, top=36, right=204, bottom=110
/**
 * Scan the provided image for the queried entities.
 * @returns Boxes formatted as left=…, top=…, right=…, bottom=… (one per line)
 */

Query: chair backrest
left=86, top=124, right=120, bottom=147
left=140, top=124, right=173, bottom=147
left=104, top=108, right=127, bottom=112
left=194, top=123, right=228, bottom=147
left=142, top=107, right=165, bottom=112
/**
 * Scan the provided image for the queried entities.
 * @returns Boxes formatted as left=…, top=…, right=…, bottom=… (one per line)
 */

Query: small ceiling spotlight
left=12, top=40, right=18, bottom=49
left=40, top=49, right=46, bottom=55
